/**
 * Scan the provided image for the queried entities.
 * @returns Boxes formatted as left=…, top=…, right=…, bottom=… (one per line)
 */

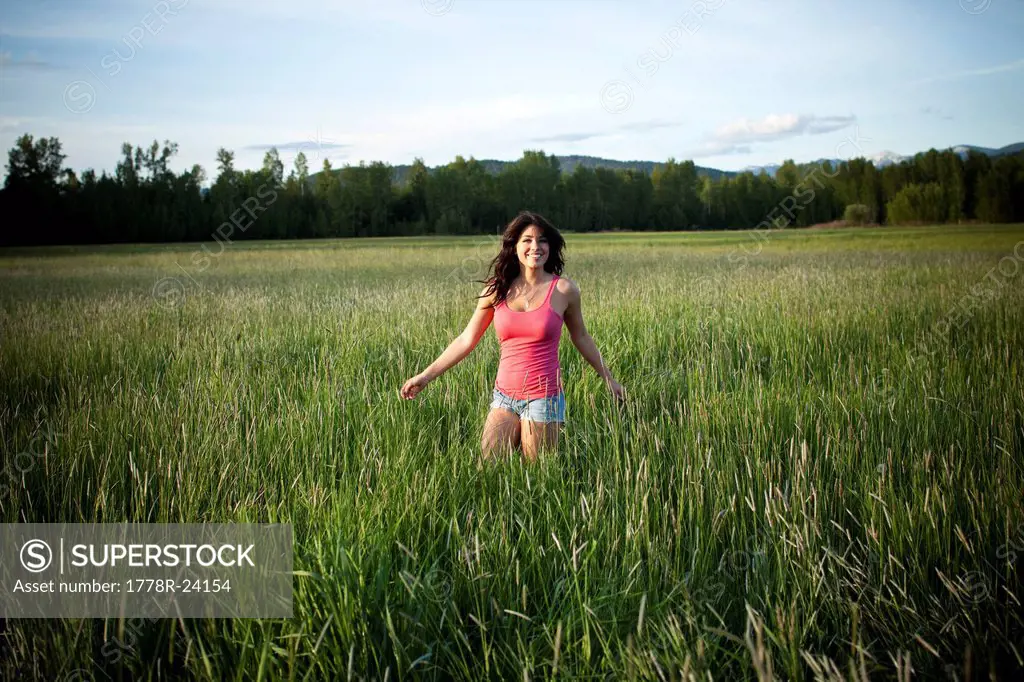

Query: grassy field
left=1, top=224, right=1023, bottom=680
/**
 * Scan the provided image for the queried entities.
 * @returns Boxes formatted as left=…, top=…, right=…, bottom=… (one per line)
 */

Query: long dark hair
left=478, top=211, right=566, bottom=307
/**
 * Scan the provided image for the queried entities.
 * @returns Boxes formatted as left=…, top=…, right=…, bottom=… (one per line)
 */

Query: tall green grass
left=2, top=224, right=1023, bottom=680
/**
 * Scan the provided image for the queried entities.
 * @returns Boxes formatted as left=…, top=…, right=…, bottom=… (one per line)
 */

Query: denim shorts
left=490, top=387, right=565, bottom=423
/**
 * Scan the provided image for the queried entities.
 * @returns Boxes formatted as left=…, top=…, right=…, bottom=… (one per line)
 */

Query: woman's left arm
left=561, top=278, right=627, bottom=402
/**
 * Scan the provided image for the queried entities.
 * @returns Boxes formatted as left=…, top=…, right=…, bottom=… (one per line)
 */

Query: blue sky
left=1, top=0, right=1022, bottom=179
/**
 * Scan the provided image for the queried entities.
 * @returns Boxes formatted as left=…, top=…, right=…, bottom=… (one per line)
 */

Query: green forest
left=2, top=132, right=1023, bottom=247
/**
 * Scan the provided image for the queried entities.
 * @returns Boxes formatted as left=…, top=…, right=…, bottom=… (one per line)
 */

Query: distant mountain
left=866, top=150, right=909, bottom=167
left=743, top=151, right=907, bottom=176
left=312, top=155, right=735, bottom=186
left=387, top=155, right=734, bottom=184
left=949, top=142, right=1024, bottom=158
left=742, top=162, right=782, bottom=177
left=742, top=142, right=1023, bottom=177
left=549, top=155, right=733, bottom=181
left=310, top=143, right=1024, bottom=184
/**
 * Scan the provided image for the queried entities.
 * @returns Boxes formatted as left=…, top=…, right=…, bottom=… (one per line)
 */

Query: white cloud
left=690, top=113, right=856, bottom=157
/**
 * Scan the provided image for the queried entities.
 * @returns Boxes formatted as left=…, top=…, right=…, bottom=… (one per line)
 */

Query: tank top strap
left=542, top=274, right=558, bottom=306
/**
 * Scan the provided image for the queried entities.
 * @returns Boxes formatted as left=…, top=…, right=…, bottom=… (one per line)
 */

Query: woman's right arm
left=400, top=287, right=496, bottom=399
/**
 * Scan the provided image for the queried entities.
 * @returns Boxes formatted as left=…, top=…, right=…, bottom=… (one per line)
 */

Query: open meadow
left=2, top=224, right=1023, bottom=680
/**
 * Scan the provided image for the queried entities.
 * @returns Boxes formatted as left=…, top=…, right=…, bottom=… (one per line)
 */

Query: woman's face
left=516, top=225, right=549, bottom=270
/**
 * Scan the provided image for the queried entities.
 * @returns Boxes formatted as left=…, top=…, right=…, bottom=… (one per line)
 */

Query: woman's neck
left=520, top=267, right=548, bottom=286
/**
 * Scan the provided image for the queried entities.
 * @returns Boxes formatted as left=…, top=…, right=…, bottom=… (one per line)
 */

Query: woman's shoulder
left=554, top=274, right=578, bottom=296
left=476, top=284, right=499, bottom=309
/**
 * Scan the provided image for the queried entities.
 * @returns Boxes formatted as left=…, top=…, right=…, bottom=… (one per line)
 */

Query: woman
left=399, top=211, right=626, bottom=462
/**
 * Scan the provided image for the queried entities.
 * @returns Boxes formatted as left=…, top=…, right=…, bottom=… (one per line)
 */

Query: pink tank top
left=493, top=275, right=564, bottom=399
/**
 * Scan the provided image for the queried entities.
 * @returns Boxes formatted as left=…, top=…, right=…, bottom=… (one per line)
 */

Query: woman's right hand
left=400, top=373, right=431, bottom=400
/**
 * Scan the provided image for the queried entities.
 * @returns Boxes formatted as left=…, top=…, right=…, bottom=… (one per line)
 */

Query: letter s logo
left=21, top=539, right=52, bottom=573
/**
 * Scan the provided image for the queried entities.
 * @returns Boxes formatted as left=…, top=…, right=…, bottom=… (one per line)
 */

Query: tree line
left=2, top=132, right=1023, bottom=247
